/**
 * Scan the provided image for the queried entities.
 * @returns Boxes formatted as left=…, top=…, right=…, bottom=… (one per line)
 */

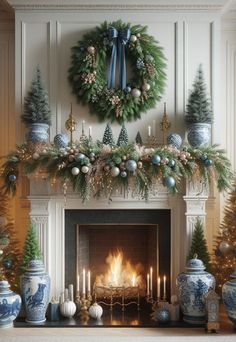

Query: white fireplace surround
left=29, top=178, right=208, bottom=300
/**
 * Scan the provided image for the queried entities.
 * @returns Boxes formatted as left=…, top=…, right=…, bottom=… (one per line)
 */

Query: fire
left=95, top=249, right=145, bottom=289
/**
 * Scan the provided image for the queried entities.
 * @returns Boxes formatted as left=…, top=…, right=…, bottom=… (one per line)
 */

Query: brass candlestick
left=65, top=103, right=77, bottom=145
left=79, top=293, right=92, bottom=323
left=160, top=102, right=171, bottom=144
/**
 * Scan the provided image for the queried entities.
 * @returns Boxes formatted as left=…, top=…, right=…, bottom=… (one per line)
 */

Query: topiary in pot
left=21, top=66, right=51, bottom=143
left=185, top=65, right=213, bottom=148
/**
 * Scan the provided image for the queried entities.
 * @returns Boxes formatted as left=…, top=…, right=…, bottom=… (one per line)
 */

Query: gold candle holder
left=160, top=102, right=171, bottom=144
left=79, top=293, right=90, bottom=323
left=65, top=103, right=77, bottom=145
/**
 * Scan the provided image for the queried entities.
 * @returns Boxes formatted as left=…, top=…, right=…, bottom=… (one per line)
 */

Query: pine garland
left=0, top=140, right=233, bottom=203
left=68, top=20, right=166, bottom=124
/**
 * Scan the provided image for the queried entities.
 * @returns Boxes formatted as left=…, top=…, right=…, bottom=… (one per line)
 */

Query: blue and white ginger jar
left=21, top=259, right=50, bottom=324
left=176, top=255, right=215, bottom=324
left=26, top=123, right=49, bottom=143
left=0, top=280, right=21, bottom=328
left=187, top=123, right=211, bottom=148
left=222, top=269, right=236, bottom=328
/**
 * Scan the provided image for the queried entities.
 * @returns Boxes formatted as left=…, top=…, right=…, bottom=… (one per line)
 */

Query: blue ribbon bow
left=108, top=27, right=131, bottom=90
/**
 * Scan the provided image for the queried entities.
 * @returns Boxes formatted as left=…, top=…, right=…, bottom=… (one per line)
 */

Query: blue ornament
left=120, top=171, right=127, bottom=178
left=8, top=174, right=16, bottom=182
left=75, top=153, right=85, bottom=162
left=167, top=133, right=182, bottom=149
left=54, top=133, right=69, bottom=149
left=156, top=308, right=170, bottom=323
left=200, top=153, right=208, bottom=161
left=168, top=159, right=176, bottom=168
left=125, top=160, right=137, bottom=172
left=3, top=258, right=12, bottom=269
left=204, top=159, right=213, bottom=167
left=151, top=155, right=161, bottom=165
left=124, top=86, right=131, bottom=93
left=164, top=176, right=176, bottom=188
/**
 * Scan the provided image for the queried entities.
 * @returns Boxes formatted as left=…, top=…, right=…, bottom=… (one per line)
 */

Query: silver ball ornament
left=167, top=133, right=182, bottom=149
left=110, top=167, right=120, bottom=177
left=32, top=152, right=40, bottom=160
left=87, top=46, right=95, bottom=55
left=130, top=35, right=137, bottom=42
left=125, top=160, right=137, bottom=172
left=142, top=83, right=151, bottom=91
left=219, top=241, right=231, bottom=254
left=131, top=88, right=141, bottom=98
left=71, top=167, right=80, bottom=176
left=81, top=166, right=89, bottom=174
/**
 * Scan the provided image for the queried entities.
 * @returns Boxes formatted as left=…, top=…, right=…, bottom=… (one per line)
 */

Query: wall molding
left=7, top=0, right=228, bottom=12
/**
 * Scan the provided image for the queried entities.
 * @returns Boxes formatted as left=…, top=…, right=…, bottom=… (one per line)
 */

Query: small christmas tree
left=21, top=65, right=51, bottom=125
left=187, top=217, right=211, bottom=272
left=212, top=179, right=236, bottom=292
left=19, top=221, right=41, bottom=274
left=185, top=65, right=213, bottom=125
left=0, top=191, right=21, bottom=291
left=135, top=131, right=143, bottom=145
left=102, top=123, right=115, bottom=145
left=117, top=123, right=129, bottom=146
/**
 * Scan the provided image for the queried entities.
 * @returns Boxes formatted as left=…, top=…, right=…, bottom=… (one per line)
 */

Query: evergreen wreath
left=68, top=20, right=166, bottom=124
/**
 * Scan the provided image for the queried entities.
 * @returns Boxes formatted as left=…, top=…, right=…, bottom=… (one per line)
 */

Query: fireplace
left=65, top=209, right=171, bottom=305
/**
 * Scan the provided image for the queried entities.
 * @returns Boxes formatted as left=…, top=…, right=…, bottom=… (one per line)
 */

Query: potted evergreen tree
left=21, top=66, right=51, bottom=142
left=185, top=65, right=213, bottom=147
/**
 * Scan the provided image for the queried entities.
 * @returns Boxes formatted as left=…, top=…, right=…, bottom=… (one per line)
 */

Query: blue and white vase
left=187, top=123, right=211, bottom=148
left=222, top=269, right=236, bottom=328
left=0, top=280, right=21, bottom=328
left=21, top=259, right=50, bottom=324
left=26, top=123, right=49, bottom=143
left=176, top=255, right=215, bottom=324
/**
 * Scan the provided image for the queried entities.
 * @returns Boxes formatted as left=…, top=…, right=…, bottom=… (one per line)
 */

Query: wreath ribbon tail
left=108, top=27, right=118, bottom=89
left=119, top=28, right=131, bottom=90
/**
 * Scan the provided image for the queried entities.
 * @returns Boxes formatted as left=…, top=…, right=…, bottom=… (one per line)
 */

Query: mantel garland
left=68, top=21, right=166, bottom=124
left=0, top=140, right=233, bottom=202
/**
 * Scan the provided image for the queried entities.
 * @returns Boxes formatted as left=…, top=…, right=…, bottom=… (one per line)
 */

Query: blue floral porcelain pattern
left=222, top=270, right=236, bottom=327
left=176, top=257, right=215, bottom=324
left=187, top=123, right=211, bottom=148
left=0, top=280, right=21, bottom=328
left=21, top=259, right=50, bottom=323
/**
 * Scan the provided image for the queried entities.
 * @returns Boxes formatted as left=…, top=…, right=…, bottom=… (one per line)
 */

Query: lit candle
left=132, top=274, right=135, bottom=287
left=157, top=276, right=161, bottom=299
left=77, top=275, right=80, bottom=293
left=148, top=125, right=151, bottom=137
left=89, top=126, right=92, bottom=138
left=147, top=273, right=150, bottom=296
left=150, top=267, right=153, bottom=297
left=82, top=268, right=86, bottom=295
left=87, top=270, right=91, bottom=293
left=163, top=275, right=166, bottom=299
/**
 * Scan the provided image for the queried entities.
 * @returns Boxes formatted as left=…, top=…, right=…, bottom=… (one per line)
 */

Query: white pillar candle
left=68, top=284, right=74, bottom=302
left=77, top=275, right=80, bottom=293
left=157, top=276, right=161, bottom=299
left=64, top=288, right=69, bottom=301
left=87, top=270, right=91, bottom=293
left=82, top=268, right=86, bottom=295
left=163, top=275, right=166, bottom=298
left=152, top=120, right=156, bottom=137
left=147, top=273, right=150, bottom=296
left=150, top=267, right=153, bottom=296
left=89, top=126, right=92, bottom=137
left=82, top=120, right=85, bottom=134
left=148, top=125, right=151, bottom=137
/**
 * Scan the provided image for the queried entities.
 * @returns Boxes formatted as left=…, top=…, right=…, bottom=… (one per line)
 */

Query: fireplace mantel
left=28, top=177, right=208, bottom=299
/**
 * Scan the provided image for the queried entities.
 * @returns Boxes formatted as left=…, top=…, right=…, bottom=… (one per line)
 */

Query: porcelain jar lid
left=186, top=254, right=205, bottom=271
left=26, top=259, right=45, bottom=272
left=230, top=269, right=236, bottom=279
left=0, top=280, right=11, bottom=293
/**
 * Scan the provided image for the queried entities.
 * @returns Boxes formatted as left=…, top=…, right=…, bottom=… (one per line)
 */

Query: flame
left=95, top=249, right=145, bottom=289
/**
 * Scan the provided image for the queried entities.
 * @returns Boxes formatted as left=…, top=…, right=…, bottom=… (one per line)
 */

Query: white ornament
left=32, top=152, right=40, bottom=160
left=110, top=167, right=120, bottom=177
left=89, top=302, right=103, bottom=319
left=130, top=35, right=137, bottom=42
left=60, top=300, right=76, bottom=318
left=131, top=88, right=141, bottom=98
left=87, top=46, right=95, bottom=55
left=81, top=165, right=89, bottom=174
left=142, top=83, right=151, bottom=91
left=71, top=167, right=80, bottom=176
